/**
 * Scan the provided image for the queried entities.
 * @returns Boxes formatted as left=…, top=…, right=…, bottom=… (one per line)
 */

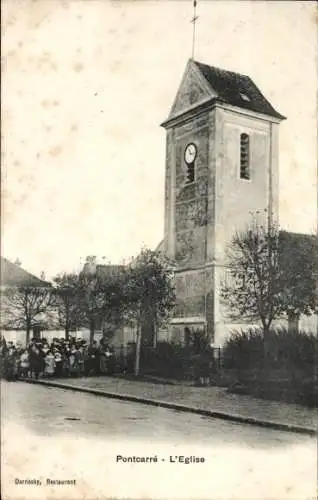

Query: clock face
left=184, top=143, right=197, bottom=164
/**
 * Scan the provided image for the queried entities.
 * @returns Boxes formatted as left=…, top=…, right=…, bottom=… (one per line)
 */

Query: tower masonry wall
left=214, top=107, right=276, bottom=264
left=212, top=108, right=279, bottom=345
left=163, top=103, right=280, bottom=346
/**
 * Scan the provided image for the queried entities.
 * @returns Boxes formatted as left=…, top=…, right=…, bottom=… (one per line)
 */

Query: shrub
left=222, top=327, right=317, bottom=406
left=140, top=341, right=194, bottom=379
left=223, top=327, right=316, bottom=371
left=222, top=328, right=263, bottom=370
left=191, top=329, right=211, bottom=353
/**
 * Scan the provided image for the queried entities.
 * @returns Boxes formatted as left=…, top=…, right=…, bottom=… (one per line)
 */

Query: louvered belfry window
left=240, top=133, right=250, bottom=180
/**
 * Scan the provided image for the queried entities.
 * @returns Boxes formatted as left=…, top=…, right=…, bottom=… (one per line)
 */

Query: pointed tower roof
left=161, top=59, right=286, bottom=128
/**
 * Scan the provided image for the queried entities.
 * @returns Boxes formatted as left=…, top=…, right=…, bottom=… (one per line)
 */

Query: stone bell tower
left=161, top=58, right=285, bottom=346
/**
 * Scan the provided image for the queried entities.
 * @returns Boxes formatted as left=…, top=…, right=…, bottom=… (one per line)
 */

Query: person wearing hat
left=68, top=345, right=77, bottom=376
left=76, top=346, right=85, bottom=377
left=44, top=349, right=56, bottom=378
left=88, top=340, right=100, bottom=375
left=61, top=348, right=69, bottom=377
left=29, top=344, right=42, bottom=380
left=53, top=348, right=63, bottom=377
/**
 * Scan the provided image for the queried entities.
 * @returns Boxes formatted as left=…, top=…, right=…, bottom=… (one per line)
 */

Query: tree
left=1, top=285, right=53, bottom=343
left=125, top=248, right=176, bottom=376
left=52, top=273, right=83, bottom=340
left=221, top=222, right=317, bottom=339
left=279, top=230, right=317, bottom=331
left=98, top=268, right=128, bottom=344
left=76, top=272, right=105, bottom=346
left=77, top=266, right=127, bottom=345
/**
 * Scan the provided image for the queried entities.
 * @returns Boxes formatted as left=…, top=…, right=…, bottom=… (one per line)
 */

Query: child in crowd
left=44, top=350, right=56, bottom=378
left=53, top=348, right=63, bottom=377
left=19, top=350, right=30, bottom=377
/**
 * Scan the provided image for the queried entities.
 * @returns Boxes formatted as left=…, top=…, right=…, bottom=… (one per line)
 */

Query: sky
left=2, top=0, right=317, bottom=279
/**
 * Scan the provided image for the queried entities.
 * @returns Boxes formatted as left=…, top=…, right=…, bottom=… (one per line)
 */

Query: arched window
left=240, top=133, right=250, bottom=180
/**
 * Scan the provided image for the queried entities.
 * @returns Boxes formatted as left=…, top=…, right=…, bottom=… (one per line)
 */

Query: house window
left=240, top=133, right=250, bottom=180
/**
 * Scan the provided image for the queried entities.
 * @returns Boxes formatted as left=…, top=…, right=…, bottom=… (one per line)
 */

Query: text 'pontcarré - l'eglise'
left=116, top=455, right=205, bottom=464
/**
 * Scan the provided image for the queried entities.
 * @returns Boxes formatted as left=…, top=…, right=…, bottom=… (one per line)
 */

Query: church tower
left=161, top=59, right=285, bottom=346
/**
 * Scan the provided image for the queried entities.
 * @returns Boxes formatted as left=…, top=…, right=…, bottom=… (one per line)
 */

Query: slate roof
left=163, top=59, right=286, bottom=126
left=81, top=261, right=125, bottom=277
left=96, top=264, right=124, bottom=278
left=279, top=231, right=318, bottom=273
left=193, top=60, right=285, bottom=121
left=0, top=257, right=51, bottom=288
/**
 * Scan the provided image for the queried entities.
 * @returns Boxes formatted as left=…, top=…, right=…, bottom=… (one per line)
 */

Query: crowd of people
left=0, top=336, right=125, bottom=381
left=0, top=335, right=216, bottom=386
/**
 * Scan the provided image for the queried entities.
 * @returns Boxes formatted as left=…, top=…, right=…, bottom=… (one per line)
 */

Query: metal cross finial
left=191, top=0, right=199, bottom=59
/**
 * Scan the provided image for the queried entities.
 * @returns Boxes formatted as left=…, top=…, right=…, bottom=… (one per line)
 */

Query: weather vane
left=191, top=0, right=199, bottom=59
